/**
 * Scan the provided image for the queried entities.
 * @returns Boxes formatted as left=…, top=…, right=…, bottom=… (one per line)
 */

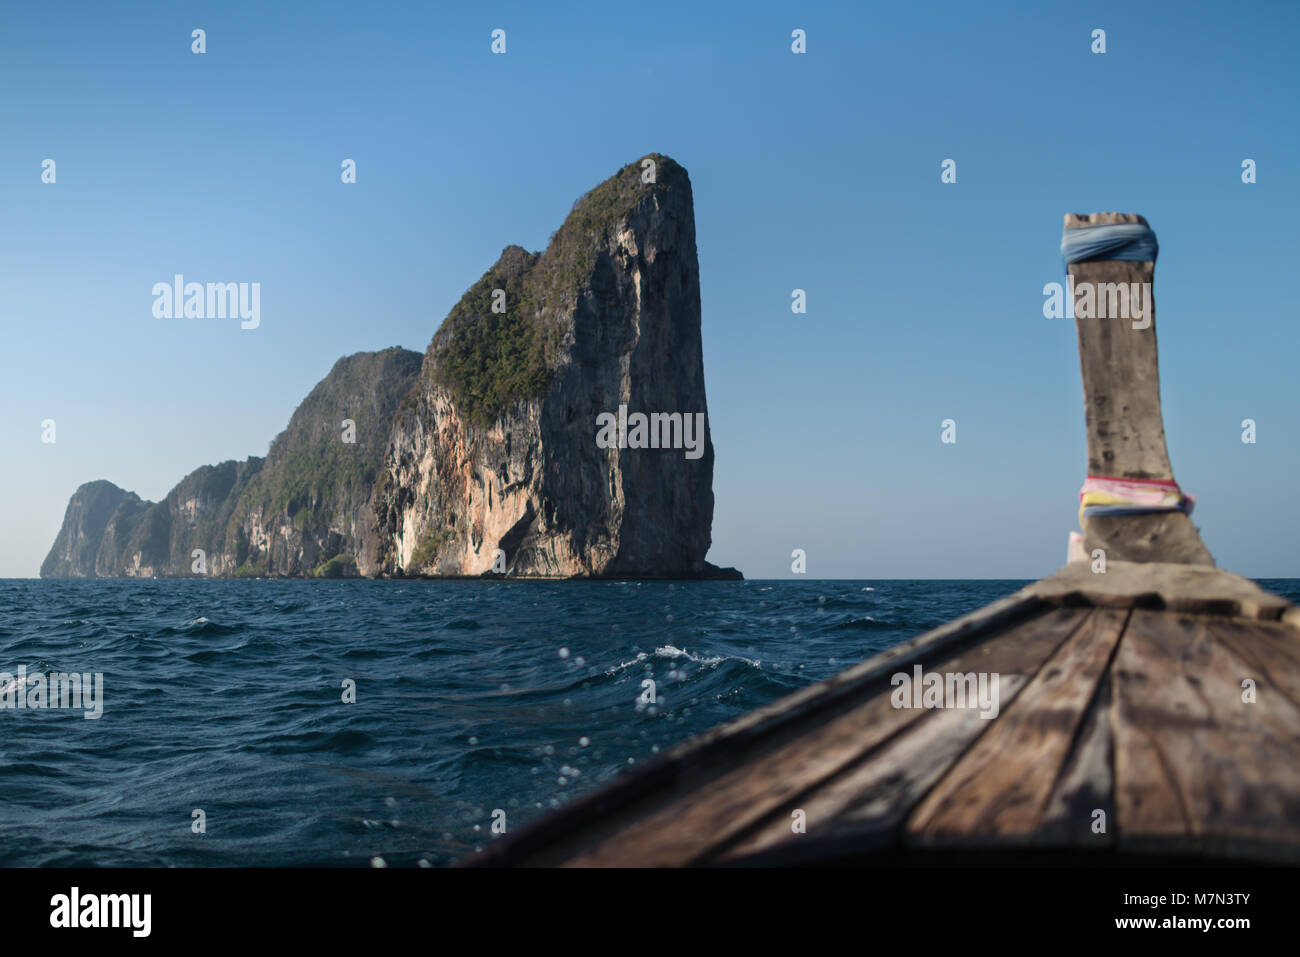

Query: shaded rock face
left=40, top=480, right=144, bottom=578
left=115, top=458, right=265, bottom=577
left=229, top=347, right=423, bottom=577
left=43, top=155, right=735, bottom=580
left=368, top=154, right=722, bottom=578
left=41, top=348, right=421, bottom=578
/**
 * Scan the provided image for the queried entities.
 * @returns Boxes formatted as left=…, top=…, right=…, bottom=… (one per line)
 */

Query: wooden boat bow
left=463, top=214, right=1300, bottom=867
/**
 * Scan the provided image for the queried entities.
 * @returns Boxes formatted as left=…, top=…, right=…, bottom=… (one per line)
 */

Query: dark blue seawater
left=2, top=577, right=1297, bottom=867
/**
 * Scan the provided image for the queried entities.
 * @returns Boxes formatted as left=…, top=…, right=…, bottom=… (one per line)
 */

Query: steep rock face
left=228, top=347, right=422, bottom=576
left=40, top=348, right=420, bottom=577
left=368, top=154, right=723, bottom=578
left=40, top=480, right=144, bottom=578
left=113, top=458, right=265, bottom=576
left=43, top=155, right=737, bottom=580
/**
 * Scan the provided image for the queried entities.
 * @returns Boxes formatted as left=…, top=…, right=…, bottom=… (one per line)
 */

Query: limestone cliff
left=42, top=155, right=736, bottom=580
left=367, top=154, right=732, bottom=578
left=227, top=347, right=422, bottom=576
left=41, top=348, right=420, bottom=577
left=41, top=480, right=145, bottom=578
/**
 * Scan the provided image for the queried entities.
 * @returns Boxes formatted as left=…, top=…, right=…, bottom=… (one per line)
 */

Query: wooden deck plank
left=1030, top=562, right=1292, bottom=620
left=1111, top=609, right=1300, bottom=860
left=1208, top=616, right=1300, bottom=715
left=561, top=607, right=1090, bottom=867
left=905, top=608, right=1128, bottom=842
left=710, top=679, right=1028, bottom=864
left=1036, top=671, right=1115, bottom=846
left=644, top=583, right=1048, bottom=757
left=466, top=588, right=1051, bottom=866
left=469, top=587, right=1299, bottom=866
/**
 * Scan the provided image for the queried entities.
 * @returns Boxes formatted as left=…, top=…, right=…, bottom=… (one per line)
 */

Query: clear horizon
left=3, top=0, right=1297, bottom=579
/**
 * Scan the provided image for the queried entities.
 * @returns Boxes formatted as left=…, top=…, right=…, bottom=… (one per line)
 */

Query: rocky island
left=41, top=154, right=739, bottom=580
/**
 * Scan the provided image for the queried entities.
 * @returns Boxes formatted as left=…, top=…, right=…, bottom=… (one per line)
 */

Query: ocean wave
left=176, top=617, right=242, bottom=637
left=604, top=644, right=760, bottom=675
left=0, top=576, right=1035, bottom=866
left=444, top=618, right=482, bottom=631
left=823, top=615, right=889, bottom=632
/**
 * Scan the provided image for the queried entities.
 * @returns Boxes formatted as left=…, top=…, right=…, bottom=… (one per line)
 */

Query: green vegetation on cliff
left=313, top=554, right=358, bottom=578
left=429, top=154, right=683, bottom=427
left=229, top=347, right=422, bottom=569
left=41, top=152, right=724, bottom=581
left=407, top=527, right=454, bottom=572
left=432, top=248, right=553, bottom=429
left=39, top=348, right=421, bottom=578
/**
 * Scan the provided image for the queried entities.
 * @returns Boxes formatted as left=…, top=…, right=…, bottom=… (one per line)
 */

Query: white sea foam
left=605, top=645, right=760, bottom=675
left=605, top=651, right=649, bottom=674
left=0, top=672, right=35, bottom=695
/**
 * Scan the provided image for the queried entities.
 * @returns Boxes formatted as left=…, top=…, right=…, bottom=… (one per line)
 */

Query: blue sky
left=2, top=0, right=1296, bottom=578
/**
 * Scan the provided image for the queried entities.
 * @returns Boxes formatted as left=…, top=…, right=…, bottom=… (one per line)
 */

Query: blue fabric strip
left=1061, top=223, right=1158, bottom=269
left=1082, top=501, right=1194, bottom=519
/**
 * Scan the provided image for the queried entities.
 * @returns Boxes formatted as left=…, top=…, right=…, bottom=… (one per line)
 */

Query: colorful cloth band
left=1078, top=474, right=1195, bottom=526
left=1061, top=222, right=1159, bottom=269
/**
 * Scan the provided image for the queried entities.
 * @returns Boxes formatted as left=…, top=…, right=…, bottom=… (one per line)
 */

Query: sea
left=3, top=577, right=1297, bottom=867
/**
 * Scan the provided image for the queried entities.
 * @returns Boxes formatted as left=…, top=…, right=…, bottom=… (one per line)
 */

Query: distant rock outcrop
left=42, top=154, right=738, bottom=580
left=228, top=347, right=422, bottom=577
left=42, top=348, right=420, bottom=577
left=41, top=480, right=144, bottom=578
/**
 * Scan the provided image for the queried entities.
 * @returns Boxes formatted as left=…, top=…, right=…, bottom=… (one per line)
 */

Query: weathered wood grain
left=560, top=608, right=1089, bottom=867
left=1065, top=212, right=1213, bottom=565
left=1083, top=512, right=1215, bottom=567
left=1066, top=213, right=1168, bottom=480
left=712, top=677, right=1028, bottom=864
left=1111, top=609, right=1300, bottom=860
left=652, top=583, right=1047, bottom=755
left=906, top=608, right=1127, bottom=842
left=465, top=587, right=1049, bottom=866
left=1209, top=615, right=1300, bottom=714
left=1036, top=670, right=1114, bottom=846
left=470, top=599, right=1300, bottom=866
left=1032, top=561, right=1293, bottom=620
